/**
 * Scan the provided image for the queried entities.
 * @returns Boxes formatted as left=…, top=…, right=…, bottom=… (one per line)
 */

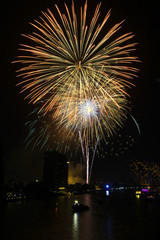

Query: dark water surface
left=1, top=191, right=160, bottom=240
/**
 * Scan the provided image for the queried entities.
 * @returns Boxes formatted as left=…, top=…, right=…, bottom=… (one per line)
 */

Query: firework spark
left=15, top=0, right=139, bottom=184
left=53, top=85, right=129, bottom=143
left=15, top=0, right=138, bottom=114
left=24, top=101, right=80, bottom=158
left=130, top=161, right=160, bottom=185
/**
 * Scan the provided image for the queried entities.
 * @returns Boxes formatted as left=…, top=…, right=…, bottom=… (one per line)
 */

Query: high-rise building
left=43, top=151, right=68, bottom=190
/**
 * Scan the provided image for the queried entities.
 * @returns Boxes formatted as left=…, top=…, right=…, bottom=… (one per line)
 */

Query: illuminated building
left=43, top=151, right=68, bottom=190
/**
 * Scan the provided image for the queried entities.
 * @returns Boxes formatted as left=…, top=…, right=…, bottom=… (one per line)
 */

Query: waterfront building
left=43, top=151, right=68, bottom=190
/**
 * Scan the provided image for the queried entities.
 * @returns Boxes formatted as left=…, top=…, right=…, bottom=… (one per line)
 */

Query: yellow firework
left=15, top=0, right=138, bottom=114
left=14, top=1, right=140, bottom=184
left=53, top=82, right=129, bottom=143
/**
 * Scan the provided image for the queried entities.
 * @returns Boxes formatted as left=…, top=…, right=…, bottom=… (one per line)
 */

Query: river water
left=1, top=191, right=160, bottom=240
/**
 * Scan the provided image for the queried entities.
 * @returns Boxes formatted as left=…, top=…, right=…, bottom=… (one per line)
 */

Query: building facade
left=43, top=151, right=68, bottom=190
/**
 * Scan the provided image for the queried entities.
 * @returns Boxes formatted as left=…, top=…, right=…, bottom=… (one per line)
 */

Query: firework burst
left=14, top=0, right=139, bottom=183
left=25, top=101, right=79, bottom=156
left=15, top=0, right=138, bottom=114
left=53, top=84, right=129, bottom=143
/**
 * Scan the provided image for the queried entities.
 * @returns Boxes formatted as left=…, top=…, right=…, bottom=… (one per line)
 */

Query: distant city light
left=106, top=184, right=110, bottom=189
left=141, top=188, right=149, bottom=193
left=136, top=191, right=141, bottom=195
left=59, top=187, right=65, bottom=190
left=136, top=194, right=140, bottom=199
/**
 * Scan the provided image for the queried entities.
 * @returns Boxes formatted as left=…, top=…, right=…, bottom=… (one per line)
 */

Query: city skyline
left=1, top=0, right=160, bottom=184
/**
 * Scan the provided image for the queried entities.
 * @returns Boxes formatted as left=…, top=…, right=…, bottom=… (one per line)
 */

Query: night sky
left=1, top=0, right=160, bottom=184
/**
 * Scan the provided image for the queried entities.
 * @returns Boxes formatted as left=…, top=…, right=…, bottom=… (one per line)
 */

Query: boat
left=72, top=200, right=89, bottom=212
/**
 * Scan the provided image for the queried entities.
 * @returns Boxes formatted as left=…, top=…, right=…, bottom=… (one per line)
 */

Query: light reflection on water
left=72, top=212, right=79, bottom=240
left=1, top=191, right=160, bottom=240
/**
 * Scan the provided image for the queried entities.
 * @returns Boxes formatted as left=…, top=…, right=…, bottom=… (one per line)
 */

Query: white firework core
left=78, top=99, right=98, bottom=120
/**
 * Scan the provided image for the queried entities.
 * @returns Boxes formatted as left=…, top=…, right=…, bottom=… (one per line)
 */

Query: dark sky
left=1, top=0, right=160, bottom=184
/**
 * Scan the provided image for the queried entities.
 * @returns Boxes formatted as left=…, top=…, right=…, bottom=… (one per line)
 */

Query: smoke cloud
left=68, top=163, right=85, bottom=184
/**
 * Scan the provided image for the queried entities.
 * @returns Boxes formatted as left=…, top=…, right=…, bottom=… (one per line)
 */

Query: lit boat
left=72, top=200, right=89, bottom=212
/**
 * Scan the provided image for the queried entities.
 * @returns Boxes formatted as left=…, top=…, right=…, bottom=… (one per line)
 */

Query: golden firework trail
left=14, top=0, right=139, bottom=184
left=53, top=82, right=129, bottom=143
left=15, top=0, right=138, bottom=116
